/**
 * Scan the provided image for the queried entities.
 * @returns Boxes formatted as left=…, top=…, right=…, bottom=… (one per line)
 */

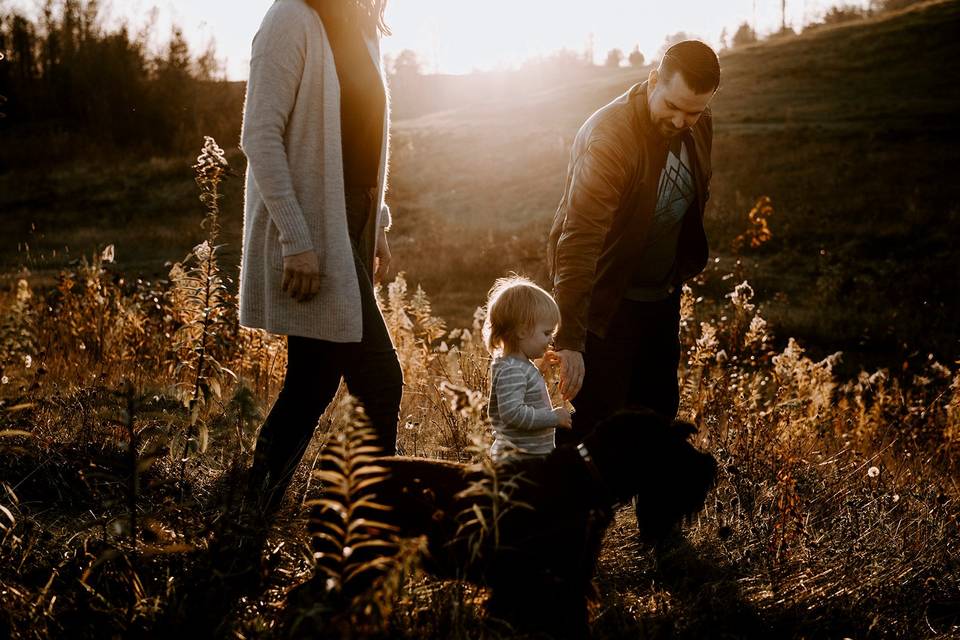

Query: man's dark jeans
left=559, top=289, right=682, bottom=446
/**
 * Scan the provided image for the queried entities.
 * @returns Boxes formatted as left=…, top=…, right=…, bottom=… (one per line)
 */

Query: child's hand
left=541, top=350, right=561, bottom=365
left=554, top=407, right=573, bottom=429
left=540, top=351, right=568, bottom=409
left=537, top=350, right=561, bottom=375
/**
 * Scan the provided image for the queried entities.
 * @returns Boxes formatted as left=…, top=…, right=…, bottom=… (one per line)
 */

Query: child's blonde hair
left=482, top=275, right=561, bottom=355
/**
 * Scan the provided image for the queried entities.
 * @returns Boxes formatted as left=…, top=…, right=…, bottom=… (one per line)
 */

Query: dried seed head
left=193, top=136, right=228, bottom=181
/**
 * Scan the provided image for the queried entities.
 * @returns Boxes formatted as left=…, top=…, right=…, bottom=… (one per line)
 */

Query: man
left=547, top=40, right=720, bottom=442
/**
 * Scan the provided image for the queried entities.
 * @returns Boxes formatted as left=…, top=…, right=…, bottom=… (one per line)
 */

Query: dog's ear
left=672, top=419, right=698, bottom=439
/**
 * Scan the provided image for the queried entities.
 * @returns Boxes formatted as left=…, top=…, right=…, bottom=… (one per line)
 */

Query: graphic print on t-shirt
left=624, top=137, right=697, bottom=301
left=652, top=138, right=695, bottom=238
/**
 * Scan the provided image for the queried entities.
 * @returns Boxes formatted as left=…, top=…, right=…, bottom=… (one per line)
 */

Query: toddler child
left=482, top=276, right=572, bottom=460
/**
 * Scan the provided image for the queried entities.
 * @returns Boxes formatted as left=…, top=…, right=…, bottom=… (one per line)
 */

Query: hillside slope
left=387, top=0, right=960, bottom=365
left=1, top=1, right=956, bottom=367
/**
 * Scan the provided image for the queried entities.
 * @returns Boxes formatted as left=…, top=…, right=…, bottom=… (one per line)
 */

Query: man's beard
left=656, top=120, right=686, bottom=138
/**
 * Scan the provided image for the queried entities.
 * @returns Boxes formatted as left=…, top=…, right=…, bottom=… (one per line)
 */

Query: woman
left=239, top=0, right=402, bottom=517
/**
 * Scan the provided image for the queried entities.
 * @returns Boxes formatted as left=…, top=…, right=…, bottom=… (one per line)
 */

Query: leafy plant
left=309, top=408, right=396, bottom=594
left=733, top=195, right=774, bottom=253
left=169, top=137, right=237, bottom=487
left=302, top=400, right=408, bottom=635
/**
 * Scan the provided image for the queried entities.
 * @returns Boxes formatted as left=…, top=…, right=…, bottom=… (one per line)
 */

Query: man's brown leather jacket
left=547, top=81, right=713, bottom=352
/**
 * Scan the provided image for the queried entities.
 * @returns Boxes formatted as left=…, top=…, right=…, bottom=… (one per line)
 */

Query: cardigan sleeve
left=240, top=3, right=315, bottom=258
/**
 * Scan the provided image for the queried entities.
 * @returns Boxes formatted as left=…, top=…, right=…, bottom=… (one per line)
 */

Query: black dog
left=309, top=409, right=717, bottom=638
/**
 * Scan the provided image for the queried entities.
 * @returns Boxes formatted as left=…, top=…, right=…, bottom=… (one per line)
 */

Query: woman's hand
left=374, top=227, right=392, bottom=284
left=282, top=249, right=321, bottom=302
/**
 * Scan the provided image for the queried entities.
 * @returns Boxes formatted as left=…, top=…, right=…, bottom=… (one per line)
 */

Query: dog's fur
left=310, top=410, right=717, bottom=637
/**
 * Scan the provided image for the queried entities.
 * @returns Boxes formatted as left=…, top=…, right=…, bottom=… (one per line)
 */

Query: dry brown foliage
left=0, top=139, right=957, bottom=638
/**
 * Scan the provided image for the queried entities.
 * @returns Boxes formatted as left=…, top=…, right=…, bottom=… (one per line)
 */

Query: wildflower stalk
left=0, top=279, right=37, bottom=388
left=170, top=137, right=235, bottom=494
left=124, top=387, right=138, bottom=554
left=121, top=380, right=139, bottom=620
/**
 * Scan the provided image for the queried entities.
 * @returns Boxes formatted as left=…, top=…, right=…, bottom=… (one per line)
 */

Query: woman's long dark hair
left=367, top=0, right=390, bottom=36
left=307, top=0, right=390, bottom=35
left=340, top=0, right=391, bottom=36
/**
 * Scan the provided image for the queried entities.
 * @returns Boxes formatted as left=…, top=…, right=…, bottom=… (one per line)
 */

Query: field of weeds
left=0, top=140, right=958, bottom=639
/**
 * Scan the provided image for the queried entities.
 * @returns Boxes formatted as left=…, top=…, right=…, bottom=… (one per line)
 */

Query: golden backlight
left=382, top=0, right=871, bottom=74
left=7, top=0, right=872, bottom=78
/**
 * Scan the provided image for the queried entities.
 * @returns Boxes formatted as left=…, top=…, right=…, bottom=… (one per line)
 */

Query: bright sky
left=6, top=0, right=872, bottom=79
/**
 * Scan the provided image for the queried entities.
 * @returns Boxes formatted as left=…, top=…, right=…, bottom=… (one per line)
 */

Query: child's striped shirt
left=488, top=354, right=558, bottom=460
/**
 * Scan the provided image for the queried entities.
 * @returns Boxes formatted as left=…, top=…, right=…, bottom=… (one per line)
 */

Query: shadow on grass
left=596, top=533, right=955, bottom=639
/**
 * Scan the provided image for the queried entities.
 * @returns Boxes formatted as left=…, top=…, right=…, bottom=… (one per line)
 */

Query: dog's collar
left=577, top=443, right=621, bottom=510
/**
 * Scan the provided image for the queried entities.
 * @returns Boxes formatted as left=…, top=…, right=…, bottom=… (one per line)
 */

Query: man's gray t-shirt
left=626, top=137, right=696, bottom=301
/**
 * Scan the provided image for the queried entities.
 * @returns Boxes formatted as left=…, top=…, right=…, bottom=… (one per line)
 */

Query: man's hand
left=374, top=227, right=392, bottom=284
left=282, top=249, right=321, bottom=302
left=556, top=349, right=585, bottom=401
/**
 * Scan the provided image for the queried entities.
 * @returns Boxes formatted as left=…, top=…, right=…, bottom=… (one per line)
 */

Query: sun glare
left=6, top=0, right=873, bottom=79
left=381, top=0, right=870, bottom=75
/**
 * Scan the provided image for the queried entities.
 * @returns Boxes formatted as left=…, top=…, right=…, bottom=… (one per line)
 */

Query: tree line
left=0, top=0, right=242, bottom=168
left=0, top=0, right=933, bottom=167
left=605, top=0, right=932, bottom=67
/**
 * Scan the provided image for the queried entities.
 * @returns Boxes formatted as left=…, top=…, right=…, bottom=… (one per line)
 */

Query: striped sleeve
left=492, top=360, right=558, bottom=430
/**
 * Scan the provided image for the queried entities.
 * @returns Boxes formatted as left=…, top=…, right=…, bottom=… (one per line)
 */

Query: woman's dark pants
left=246, top=190, right=403, bottom=517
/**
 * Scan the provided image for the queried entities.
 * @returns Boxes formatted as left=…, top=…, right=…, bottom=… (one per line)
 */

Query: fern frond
left=346, top=518, right=398, bottom=534
left=306, top=398, right=401, bottom=626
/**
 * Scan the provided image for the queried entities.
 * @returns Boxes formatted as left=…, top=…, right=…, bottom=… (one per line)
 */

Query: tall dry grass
left=0, top=139, right=957, bottom=638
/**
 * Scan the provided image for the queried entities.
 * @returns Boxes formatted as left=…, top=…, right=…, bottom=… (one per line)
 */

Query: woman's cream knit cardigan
left=239, top=0, right=391, bottom=342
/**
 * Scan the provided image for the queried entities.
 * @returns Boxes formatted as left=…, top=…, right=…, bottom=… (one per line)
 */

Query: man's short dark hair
left=660, top=40, right=721, bottom=94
